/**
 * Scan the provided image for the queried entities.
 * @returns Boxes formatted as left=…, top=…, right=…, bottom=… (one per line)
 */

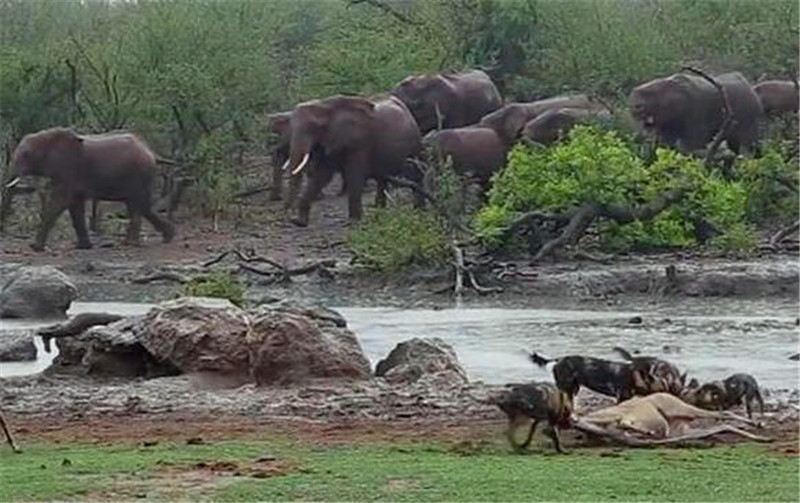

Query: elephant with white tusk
left=281, top=94, right=422, bottom=227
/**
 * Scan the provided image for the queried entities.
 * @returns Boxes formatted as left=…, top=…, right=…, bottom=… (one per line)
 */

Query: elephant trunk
left=282, top=134, right=313, bottom=177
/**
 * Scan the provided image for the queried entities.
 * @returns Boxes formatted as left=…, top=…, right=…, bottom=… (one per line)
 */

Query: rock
left=257, top=299, right=348, bottom=328
left=50, top=316, right=178, bottom=378
left=789, top=353, right=799, bottom=361
left=247, top=305, right=371, bottom=385
left=628, top=316, right=643, bottom=324
left=375, top=337, right=468, bottom=385
left=0, top=330, right=37, bottom=361
left=0, top=266, right=78, bottom=319
left=137, top=297, right=251, bottom=378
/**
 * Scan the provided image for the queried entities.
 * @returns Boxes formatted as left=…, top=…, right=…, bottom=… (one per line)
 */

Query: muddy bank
left=1, top=255, right=797, bottom=308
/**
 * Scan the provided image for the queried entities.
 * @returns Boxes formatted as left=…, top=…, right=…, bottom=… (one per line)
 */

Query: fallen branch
left=0, top=408, right=20, bottom=453
left=770, top=221, right=800, bottom=247
left=205, top=249, right=336, bottom=283
left=131, top=272, right=189, bottom=285
left=37, top=312, right=123, bottom=353
left=234, top=184, right=272, bottom=199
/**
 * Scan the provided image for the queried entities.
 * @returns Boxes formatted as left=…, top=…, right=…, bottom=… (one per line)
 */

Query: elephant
left=479, top=95, right=605, bottom=144
left=522, top=107, right=612, bottom=145
left=753, top=80, right=799, bottom=116
left=629, top=72, right=764, bottom=154
left=391, top=69, right=503, bottom=133
left=423, top=126, right=508, bottom=192
left=7, top=127, right=174, bottom=251
left=281, top=94, right=422, bottom=227
left=266, top=110, right=346, bottom=209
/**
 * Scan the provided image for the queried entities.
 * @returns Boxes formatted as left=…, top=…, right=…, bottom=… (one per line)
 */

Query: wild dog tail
left=529, top=352, right=554, bottom=367
left=612, top=346, right=635, bottom=361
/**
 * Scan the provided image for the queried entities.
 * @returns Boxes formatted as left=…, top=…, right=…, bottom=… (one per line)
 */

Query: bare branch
left=681, top=66, right=733, bottom=164
left=347, top=0, right=420, bottom=25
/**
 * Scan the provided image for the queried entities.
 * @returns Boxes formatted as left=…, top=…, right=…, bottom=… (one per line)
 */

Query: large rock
left=246, top=304, right=371, bottom=385
left=0, top=330, right=37, bottom=361
left=50, top=316, right=178, bottom=378
left=0, top=266, right=78, bottom=319
left=375, top=337, right=468, bottom=385
left=137, top=297, right=252, bottom=378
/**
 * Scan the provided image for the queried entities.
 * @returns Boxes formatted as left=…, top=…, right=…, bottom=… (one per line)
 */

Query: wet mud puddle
left=1, top=301, right=798, bottom=391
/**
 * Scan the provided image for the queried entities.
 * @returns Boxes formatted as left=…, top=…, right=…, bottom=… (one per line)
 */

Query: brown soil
left=0, top=177, right=356, bottom=266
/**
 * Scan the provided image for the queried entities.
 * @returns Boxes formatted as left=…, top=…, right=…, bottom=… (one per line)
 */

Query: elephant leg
left=32, top=191, right=70, bottom=251
left=344, top=165, right=367, bottom=223
left=133, top=190, right=174, bottom=243
left=337, top=171, right=348, bottom=197
left=291, top=168, right=334, bottom=227
left=269, top=161, right=283, bottom=201
left=122, top=202, right=143, bottom=246
left=284, top=173, right=304, bottom=211
left=68, top=199, right=92, bottom=249
left=89, top=199, right=102, bottom=234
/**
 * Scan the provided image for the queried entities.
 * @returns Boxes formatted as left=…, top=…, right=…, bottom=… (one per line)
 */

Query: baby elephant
left=496, top=381, right=573, bottom=453
left=753, top=80, right=799, bottom=117
left=9, top=128, right=174, bottom=251
left=522, top=107, right=611, bottom=145
left=686, top=373, right=764, bottom=419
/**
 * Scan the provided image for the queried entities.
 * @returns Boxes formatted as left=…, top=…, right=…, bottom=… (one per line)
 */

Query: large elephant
left=391, top=69, right=503, bottom=133
left=7, top=127, right=174, bottom=251
left=282, top=95, right=422, bottom=227
left=629, top=72, right=763, bottom=154
left=478, top=95, right=604, bottom=144
left=522, top=107, right=612, bottom=145
left=266, top=111, right=346, bottom=209
left=753, top=80, right=799, bottom=116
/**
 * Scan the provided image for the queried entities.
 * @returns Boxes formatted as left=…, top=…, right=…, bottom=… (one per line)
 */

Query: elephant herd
left=4, top=68, right=798, bottom=250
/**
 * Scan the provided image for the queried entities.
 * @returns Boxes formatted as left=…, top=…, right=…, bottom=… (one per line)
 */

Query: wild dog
left=686, top=373, right=764, bottom=419
left=495, top=382, right=573, bottom=453
left=612, top=346, right=686, bottom=396
left=530, top=352, right=638, bottom=402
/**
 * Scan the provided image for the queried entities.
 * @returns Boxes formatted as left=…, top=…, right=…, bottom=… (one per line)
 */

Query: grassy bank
left=1, top=438, right=796, bottom=502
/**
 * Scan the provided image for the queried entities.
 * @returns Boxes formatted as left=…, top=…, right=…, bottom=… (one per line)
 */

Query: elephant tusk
left=281, top=159, right=291, bottom=172
left=291, top=152, right=310, bottom=176
left=5, top=177, right=20, bottom=189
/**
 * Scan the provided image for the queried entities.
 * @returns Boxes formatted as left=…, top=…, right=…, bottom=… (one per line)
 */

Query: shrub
left=474, top=126, right=755, bottom=254
left=348, top=208, right=451, bottom=273
left=182, top=271, right=245, bottom=307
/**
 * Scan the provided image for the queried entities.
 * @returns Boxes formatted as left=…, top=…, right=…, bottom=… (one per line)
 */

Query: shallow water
left=1, top=301, right=798, bottom=389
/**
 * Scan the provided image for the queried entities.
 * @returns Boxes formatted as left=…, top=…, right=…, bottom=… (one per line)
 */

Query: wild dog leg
left=520, top=419, right=540, bottom=450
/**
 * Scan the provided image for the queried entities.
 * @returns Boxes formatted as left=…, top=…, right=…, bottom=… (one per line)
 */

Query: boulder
left=50, top=316, right=178, bottom=378
left=246, top=304, right=371, bottom=385
left=0, top=266, right=78, bottom=319
left=375, top=337, right=468, bottom=385
left=257, top=298, right=348, bottom=328
left=136, top=297, right=252, bottom=378
left=0, top=330, right=37, bottom=361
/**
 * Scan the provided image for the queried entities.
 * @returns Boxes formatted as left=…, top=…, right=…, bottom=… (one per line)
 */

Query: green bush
left=735, top=144, right=799, bottom=226
left=474, top=126, right=755, bottom=254
left=349, top=208, right=451, bottom=273
left=182, top=271, right=245, bottom=307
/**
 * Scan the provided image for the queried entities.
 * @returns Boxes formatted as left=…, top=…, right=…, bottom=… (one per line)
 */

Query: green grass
left=1, top=439, right=797, bottom=502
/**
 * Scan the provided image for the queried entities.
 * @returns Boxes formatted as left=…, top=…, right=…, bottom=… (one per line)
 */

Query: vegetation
left=473, top=126, right=796, bottom=256
left=0, top=0, right=797, bottom=261
left=349, top=207, right=451, bottom=273
left=1, top=439, right=797, bottom=502
left=182, top=271, right=245, bottom=306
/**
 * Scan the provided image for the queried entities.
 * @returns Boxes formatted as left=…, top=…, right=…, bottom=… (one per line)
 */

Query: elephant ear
left=480, top=105, right=528, bottom=144
left=323, top=96, right=376, bottom=155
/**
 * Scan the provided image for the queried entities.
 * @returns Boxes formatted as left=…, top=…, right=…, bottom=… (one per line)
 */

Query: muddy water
left=1, top=301, right=798, bottom=389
